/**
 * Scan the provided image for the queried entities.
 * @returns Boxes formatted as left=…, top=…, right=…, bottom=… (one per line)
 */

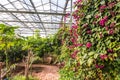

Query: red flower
left=99, top=16, right=108, bottom=26
left=100, top=54, right=108, bottom=60
left=86, top=42, right=92, bottom=48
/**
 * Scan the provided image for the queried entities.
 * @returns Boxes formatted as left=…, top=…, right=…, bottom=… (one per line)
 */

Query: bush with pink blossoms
left=59, top=0, right=120, bottom=80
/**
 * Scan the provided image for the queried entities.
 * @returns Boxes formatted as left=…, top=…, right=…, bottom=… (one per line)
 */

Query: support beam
left=61, top=0, right=69, bottom=23
left=0, top=10, right=66, bottom=15
left=0, top=20, right=70, bottom=24
left=0, top=4, right=33, bottom=32
left=29, top=0, right=46, bottom=32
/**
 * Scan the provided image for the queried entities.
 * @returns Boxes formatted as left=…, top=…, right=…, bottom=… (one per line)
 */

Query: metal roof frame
left=0, top=0, right=74, bottom=37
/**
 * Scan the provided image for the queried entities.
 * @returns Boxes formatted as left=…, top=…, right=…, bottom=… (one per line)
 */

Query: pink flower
left=110, top=11, right=116, bottom=17
left=108, top=2, right=116, bottom=9
left=86, top=30, right=92, bottom=34
left=68, top=45, right=75, bottom=49
left=71, top=38, right=76, bottom=43
left=77, top=0, right=82, bottom=3
left=108, top=29, right=114, bottom=35
left=99, top=4, right=107, bottom=12
left=72, top=24, right=78, bottom=29
left=99, top=16, right=108, bottom=26
left=74, top=43, right=83, bottom=47
left=100, top=54, right=108, bottom=60
left=95, top=14, right=99, bottom=18
left=86, top=42, right=92, bottom=48
left=105, top=26, right=109, bottom=31
left=70, top=50, right=79, bottom=59
left=64, top=13, right=70, bottom=22
left=69, top=30, right=72, bottom=33
left=110, top=22, right=116, bottom=28
left=83, top=23, right=88, bottom=28
left=95, top=64, right=104, bottom=69
left=93, top=21, right=97, bottom=24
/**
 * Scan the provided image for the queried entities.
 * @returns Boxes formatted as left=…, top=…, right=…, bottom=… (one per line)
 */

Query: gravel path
left=32, top=64, right=60, bottom=80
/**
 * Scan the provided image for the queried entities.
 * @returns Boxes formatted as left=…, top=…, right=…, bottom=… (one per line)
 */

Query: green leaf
left=94, top=54, right=99, bottom=59
left=87, top=58, right=94, bottom=67
left=88, top=51, right=95, bottom=56
left=113, top=53, right=117, bottom=57
left=116, top=2, right=120, bottom=7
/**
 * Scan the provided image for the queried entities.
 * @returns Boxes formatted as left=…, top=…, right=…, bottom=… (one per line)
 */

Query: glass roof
left=0, top=0, right=75, bottom=37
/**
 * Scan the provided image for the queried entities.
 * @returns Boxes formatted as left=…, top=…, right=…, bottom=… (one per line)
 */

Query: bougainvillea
left=60, top=0, right=120, bottom=80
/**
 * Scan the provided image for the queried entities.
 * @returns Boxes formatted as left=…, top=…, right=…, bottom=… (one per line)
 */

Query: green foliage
left=60, top=0, right=120, bottom=80
left=0, top=23, right=63, bottom=63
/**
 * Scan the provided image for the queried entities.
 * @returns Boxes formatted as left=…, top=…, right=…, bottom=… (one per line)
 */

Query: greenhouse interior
left=0, top=0, right=120, bottom=80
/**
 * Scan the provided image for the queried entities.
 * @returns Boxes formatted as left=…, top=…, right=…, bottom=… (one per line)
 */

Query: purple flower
left=86, top=42, right=92, bottom=48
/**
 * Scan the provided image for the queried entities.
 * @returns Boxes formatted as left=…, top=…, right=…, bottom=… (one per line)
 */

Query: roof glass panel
left=0, top=0, right=74, bottom=37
